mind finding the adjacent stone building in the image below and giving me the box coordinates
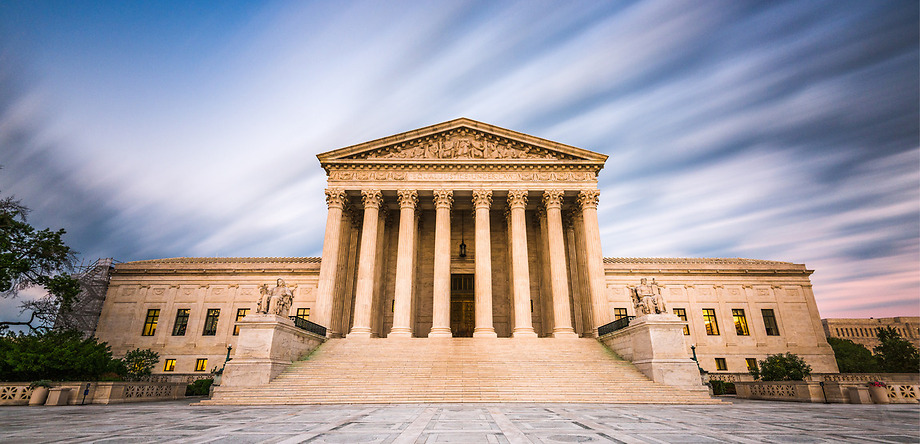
[93,118,839,378]
[822,317,920,350]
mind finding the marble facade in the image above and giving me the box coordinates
[93,118,838,377]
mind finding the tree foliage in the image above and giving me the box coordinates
[827,337,880,373]
[0,193,81,332]
[752,352,812,381]
[119,348,160,381]
[0,330,114,381]
[874,327,920,373]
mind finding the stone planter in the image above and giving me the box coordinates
[868,386,889,404]
[28,387,49,406]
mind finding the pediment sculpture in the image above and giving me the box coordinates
[352,133,566,161]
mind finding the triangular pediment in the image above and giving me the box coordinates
[317,118,608,165]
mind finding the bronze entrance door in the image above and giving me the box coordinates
[450,274,474,337]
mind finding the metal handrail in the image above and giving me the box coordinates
[597,316,635,336]
[289,316,327,337]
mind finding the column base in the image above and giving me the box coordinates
[552,329,579,338]
[473,328,498,338]
[512,329,538,338]
[428,327,452,338]
[387,329,412,338]
[348,327,372,338]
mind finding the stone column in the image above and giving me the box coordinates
[507,189,537,338]
[544,190,578,338]
[314,188,347,336]
[472,189,497,337]
[563,212,584,336]
[389,190,418,338]
[349,190,383,338]
[579,189,609,336]
[429,189,453,338]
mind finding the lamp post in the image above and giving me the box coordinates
[225,345,233,364]
[690,344,702,374]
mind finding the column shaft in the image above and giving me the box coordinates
[314,188,347,336]
[389,190,418,338]
[472,190,497,337]
[544,190,577,338]
[508,189,537,338]
[349,190,383,338]
[429,190,453,337]
[579,190,609,336]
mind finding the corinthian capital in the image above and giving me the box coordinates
[432,189,453,209]
[325,188,348,209]
[506,189,528,209]
[397,189,418,209]
[472,189,493,209]
[577,190,600,210]
[542,189,564,210]
[361,189,383,209]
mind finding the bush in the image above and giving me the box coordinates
[119,348,160,381]
[186,378,213,396]
[874,327,920,373]
[828,337,880,373]
[709,380,736,395]
[0,330,114,381]
[754,353,812,381]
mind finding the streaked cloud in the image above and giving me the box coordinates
[0,0,916,320]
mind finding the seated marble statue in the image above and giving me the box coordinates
[258,278,294,316]
[633,278,666,315]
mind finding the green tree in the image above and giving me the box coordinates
[119,348,160,381]
[0,194,81,332]
[874,327,920,373]
[0,330,113,381]
[827,337,880,373]
[753,352,812,381]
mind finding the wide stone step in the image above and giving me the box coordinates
[205,338,720,405]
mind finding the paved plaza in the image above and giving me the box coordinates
[1,398,917,443]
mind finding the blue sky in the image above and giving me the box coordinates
[0,0,917,320]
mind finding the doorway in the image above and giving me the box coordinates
[450,274,474,337]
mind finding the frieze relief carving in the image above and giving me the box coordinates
[348,130,570,161]
[327,170,595,182]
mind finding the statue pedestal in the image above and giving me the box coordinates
[599,314,705,392]
[220,314,325,387]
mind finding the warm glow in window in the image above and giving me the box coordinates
[715,358,727,371]
[142,309,160,336]
[732,309,750,336]
[613,308,628,320]
[163,359,176,372]
[233,308,250,336]
[746,358,758,373]
[673,308,689,335]
[195,358,208,372]
[703,309,720,335]
[172,309,190,336]
[202,309,220,336]
[296,308,310,320]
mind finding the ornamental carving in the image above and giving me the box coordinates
[577,190,600,210]
[432,189,453,209]
[349,130,571,161]
[507,189,528,209]
[361,190,383,209]
[542,189,564,209]
[325,188,348,208]
[397,189,418,209]
[472,189,492,209]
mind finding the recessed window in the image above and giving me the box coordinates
[172,309,190,336]
[233,308,250,336]
[195,358,208,372]
[715,358,727,371]
[746,358,758,373]
[703,309,720,335]
[296,308,310,321]
[202,309,220,336]
[613,308,628,320]
[732,309,750,336]
[163,359,176,372]
[673,308,690,335]
[761,309,780,336]
[142,309,160,336]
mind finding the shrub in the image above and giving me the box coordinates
[186,378,213,396]
[709,380,736,395]
[119,348,160,381]
[754,353,812,381]
[0,330,113,381]
[874,327,920,373]
[827,337,879,373]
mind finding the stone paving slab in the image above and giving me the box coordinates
[0,398,916,443]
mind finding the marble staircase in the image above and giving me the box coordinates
[204,338,720,404]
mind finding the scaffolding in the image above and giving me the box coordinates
[53,258,116,336]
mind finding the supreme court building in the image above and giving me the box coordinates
[94,118,838,379]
